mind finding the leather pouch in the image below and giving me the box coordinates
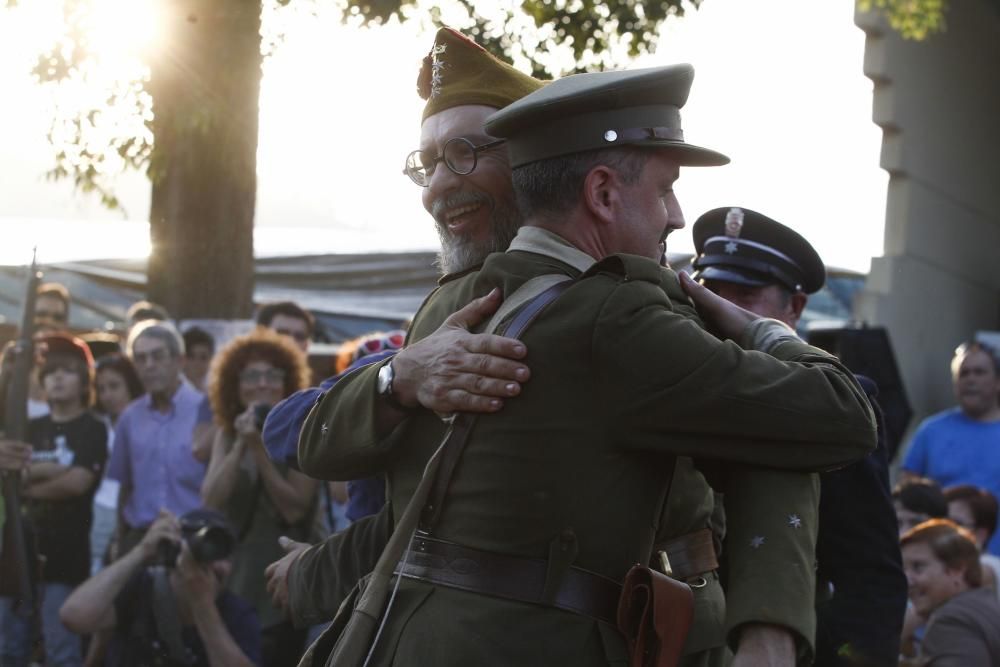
[616,564,695,667]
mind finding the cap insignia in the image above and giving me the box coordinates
[724,241,738,255]
[429,43,447,99]
[724,207,744,239]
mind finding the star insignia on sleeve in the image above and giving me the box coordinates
[750,535,765,549]
[724,241,738,254]
[788,514,802,529]
[320,424,329,435]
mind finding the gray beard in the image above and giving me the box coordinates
[433,197,521,275]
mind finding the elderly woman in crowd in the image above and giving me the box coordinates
[201,328,317,665]
[900,519,1000,665]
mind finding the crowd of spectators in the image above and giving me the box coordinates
[892,340,1000,665]
[2,280,1000,667]
[0,286,342,666]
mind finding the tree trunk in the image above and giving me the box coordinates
[146,0,261,319]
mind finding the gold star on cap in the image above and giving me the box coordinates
[724,207,744,238]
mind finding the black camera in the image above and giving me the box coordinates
[156,510,237,567]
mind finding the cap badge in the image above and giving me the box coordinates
[429,43,447,99]
[724,241,739,255]
[724,207,744,238]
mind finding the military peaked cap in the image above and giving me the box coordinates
[418,27,545,121]
[483,64,729,168]
[691,207,826,294]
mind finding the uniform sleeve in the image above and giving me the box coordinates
[106,413,131,485]
[595,277,877,470]
[298,360,396,481]
[721,468,819,662]
[263,387,325,468]
[271,351,399,473]
[288,505,393,628]
[814,388,907,667]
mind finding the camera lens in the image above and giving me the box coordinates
[186,525,236,563]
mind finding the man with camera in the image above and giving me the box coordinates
[59,508,261,667]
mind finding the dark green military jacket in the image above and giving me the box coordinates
[287,469,820,665]
[298,231,875,666]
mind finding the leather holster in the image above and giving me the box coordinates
[616,564,694,667]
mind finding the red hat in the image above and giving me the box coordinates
[38,333,95,369]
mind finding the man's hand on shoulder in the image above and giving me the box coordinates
[392,288,531,414]
[679,272,759,342]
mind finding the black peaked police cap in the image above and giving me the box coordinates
[691,207,826,294]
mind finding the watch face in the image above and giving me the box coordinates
[377,362,393,396]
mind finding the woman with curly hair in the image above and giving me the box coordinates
[201,328,318,665]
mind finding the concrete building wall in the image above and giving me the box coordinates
[854,2,1000,422]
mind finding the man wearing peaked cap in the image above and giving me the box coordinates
[692,206,825,300]
[280,35,833,665]
[692,208,908,666]
[298,57,876,666]
[486,64,729,169]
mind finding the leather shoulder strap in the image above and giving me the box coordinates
[422,276,574,532]
[346,277,575,667]
[484,274,574,334]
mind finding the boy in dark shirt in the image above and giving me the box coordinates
[0,334,107,666]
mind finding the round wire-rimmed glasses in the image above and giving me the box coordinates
[403,137,507,187]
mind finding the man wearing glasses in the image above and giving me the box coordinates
[269,28,832,667]
[106,320,207,555]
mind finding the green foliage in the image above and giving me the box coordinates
[857,0,947,40]
[6,0,949,209]
[25,0,154,215]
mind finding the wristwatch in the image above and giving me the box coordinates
[376,360,411,411]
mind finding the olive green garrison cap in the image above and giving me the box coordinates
[484,64,729,168]
[418,27,546,121]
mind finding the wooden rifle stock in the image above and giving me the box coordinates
[0,251,42,615]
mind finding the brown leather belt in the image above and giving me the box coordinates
[395,534,621,625]
[656,528,719,581]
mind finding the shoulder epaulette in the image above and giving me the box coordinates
[438,264,482,285]
[581,254,663,284]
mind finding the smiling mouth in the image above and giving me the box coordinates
[443,203,483,231]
